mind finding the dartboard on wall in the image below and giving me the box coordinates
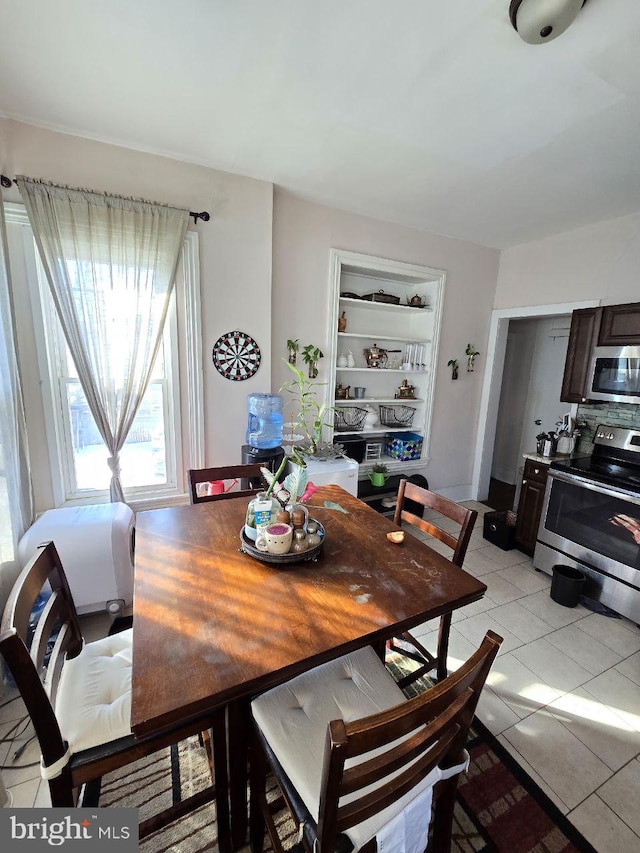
[212,330,261,381]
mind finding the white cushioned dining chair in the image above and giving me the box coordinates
[388,479,478,687]
[0,541,230,849]
[249,631,502,853]
[188,463,264,503]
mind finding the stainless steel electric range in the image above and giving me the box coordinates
[534,424,640,624]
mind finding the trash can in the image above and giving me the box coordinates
[550,565,585,607]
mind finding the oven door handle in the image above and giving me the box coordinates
[548,468,640,504]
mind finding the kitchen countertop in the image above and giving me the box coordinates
[522,452,572,464]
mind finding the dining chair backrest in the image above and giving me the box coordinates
[188,464,265,504]
[389,479,479,685]
[320,633,500,852]
[251,631,502,853]
[1,540,83,759]
[393,479,477,567]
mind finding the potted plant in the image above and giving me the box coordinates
[286,338,299,365]
[366,462,389,488]
[447,358,459,380]
[281,358,335,458]
[301,344,324,379]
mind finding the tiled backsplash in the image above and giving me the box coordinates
[575,402,640,454]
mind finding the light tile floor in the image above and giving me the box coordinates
[409,500,640,853]
[2,508,639,852]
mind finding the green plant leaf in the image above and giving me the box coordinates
[284,465,308,504]
[324,500,348,513]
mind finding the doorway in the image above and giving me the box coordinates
[487,316,571,510]
[472,300,600,503]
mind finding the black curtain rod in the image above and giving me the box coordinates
[0,175,209,223]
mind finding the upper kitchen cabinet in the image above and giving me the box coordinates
[560,307,602,403]
[326,250,445,473]
[598,302,640,346]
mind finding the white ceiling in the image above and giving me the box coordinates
[2,0,640,248]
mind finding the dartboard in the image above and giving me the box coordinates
[212,330,261,381]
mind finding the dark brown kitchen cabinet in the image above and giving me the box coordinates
[560,307,602,403]
[515,459,549,555]
[598,302,640,346]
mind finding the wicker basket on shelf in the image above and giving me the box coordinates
[379,405,416,427]
[334,407,367,432]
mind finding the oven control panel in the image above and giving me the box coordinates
[594,424,640,453]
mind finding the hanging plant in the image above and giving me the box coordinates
[286,338,299,365]
[465,344,480,372]
[447,359,459,380]
[301,344,324,379]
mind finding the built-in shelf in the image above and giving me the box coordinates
[334,397,424,404]
[327,250,446,473]
[335,367,428,374]
[337,332,432,345]
[335,426,418,436]
[339,297,433,315]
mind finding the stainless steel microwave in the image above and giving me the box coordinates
[588,345,640,404]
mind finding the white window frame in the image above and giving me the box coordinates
[7,203,203,508]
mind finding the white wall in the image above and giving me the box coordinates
[1,118,273,510]
[3,119,503,508]
[495,210,640,309]
[272,191,501,495]
[492,320,538,484]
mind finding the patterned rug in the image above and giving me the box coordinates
[99,657,597,852]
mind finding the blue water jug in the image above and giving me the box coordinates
[246,393,284,449]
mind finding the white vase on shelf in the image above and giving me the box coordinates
[363,405,378,429]
[337,353,348,368]
[347,350,356,368]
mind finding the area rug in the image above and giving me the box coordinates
[99,657,598,853]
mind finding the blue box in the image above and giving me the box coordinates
[385,432,423,461]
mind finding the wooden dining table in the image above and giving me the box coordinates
[131,484,486,849]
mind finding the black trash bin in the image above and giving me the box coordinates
[550,565,585,607]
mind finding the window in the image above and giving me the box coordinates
[7,204,203,507]
[40,269,179,497]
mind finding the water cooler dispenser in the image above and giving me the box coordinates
[241,393,285,483]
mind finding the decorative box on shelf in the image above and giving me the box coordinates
[385,432,423,461]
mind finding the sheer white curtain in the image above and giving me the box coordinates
[0,199,33,605]
[17,178,189,502]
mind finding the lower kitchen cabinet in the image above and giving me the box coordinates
[515,459,549,555]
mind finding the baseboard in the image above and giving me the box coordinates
[491,467,516,486]
[437,484,475,502]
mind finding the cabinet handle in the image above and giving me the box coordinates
[534,468,540,475]
[522,479,528,485]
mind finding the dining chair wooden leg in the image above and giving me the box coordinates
[210,708,231,853]
[249,728,267,853]
[229,698,251,850]
[436,612,452,682]
[372,637,387,661]
[428,776,458,852]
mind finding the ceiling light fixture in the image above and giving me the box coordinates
[509,0,588,44]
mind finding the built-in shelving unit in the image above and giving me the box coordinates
[326,250,445,475]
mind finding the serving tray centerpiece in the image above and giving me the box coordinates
[240,518,325,565]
